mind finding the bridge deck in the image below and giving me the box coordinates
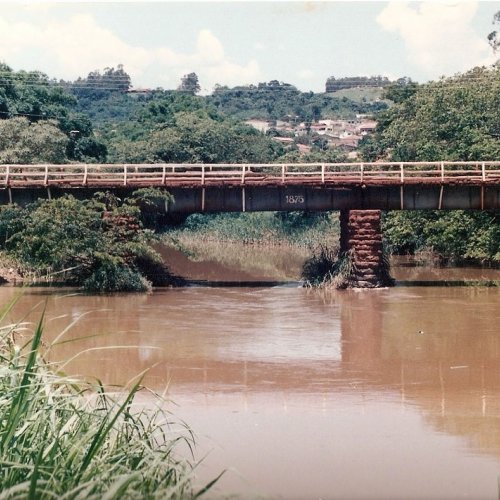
[0,162,499,188]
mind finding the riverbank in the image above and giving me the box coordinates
[163,211,340,248]
[0,252,25,284]
[0,303,202,498]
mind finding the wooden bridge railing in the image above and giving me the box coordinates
[0,162,499,188]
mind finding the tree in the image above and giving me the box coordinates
[383,211,499,263]
[70,65,132,100]
[2,192,176,291]
[146,111,283,163]
[383,77,419,104]
[178,73,201,95]
[361,63,500,265]
[361,65,500,162]
[0,117,68,163]
[488,11,500,53]
[0,64,75,122]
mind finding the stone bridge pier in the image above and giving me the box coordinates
[339,210,394,288]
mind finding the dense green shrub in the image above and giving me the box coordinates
[383,211,500,264]
[0,189,176,291]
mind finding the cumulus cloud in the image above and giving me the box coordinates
[376,1,496,79]
[0,14,261,92]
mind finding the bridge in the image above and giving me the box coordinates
[1,161,498,288]
[1,161,499,211]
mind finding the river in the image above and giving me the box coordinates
[1,244,500,499]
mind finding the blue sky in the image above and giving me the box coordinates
[0,1,498,93]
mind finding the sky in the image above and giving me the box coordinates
[0,1,498,93]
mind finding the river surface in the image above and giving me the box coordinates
[1,245,500,499]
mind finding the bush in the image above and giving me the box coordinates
[0,190,178,292]
[383,210,500,264]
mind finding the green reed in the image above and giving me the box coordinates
[0,300,212,499]
[301,245,356,288]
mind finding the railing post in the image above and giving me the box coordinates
[201,164,205,185]
[83,164,88,186]
[441,161,445,182]
[481,162,486,210]
[44,164,49,186]
[241,164,246,184]
[398,163,404,209]
[5,165,10,187]
[123,164,128,186]
[321,163,325,184]
[360,163,364,183]
[281,164,286,183]
[161,165,166,185]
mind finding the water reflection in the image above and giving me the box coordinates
[1,279,499,498]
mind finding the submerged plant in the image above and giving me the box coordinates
[301,245,355,288]
[0,301,211,499]
[302,246,394,288]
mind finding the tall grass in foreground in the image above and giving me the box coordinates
[0,302,211,499]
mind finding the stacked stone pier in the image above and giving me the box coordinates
[339,210,394,288]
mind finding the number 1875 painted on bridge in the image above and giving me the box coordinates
[285,195,305,204]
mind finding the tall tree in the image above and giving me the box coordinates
[178,73,201,95]
[488,11,500,53]
[0,117,68,164]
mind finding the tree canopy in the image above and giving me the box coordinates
[360,65,500,161]
[488,10,500,53]
[178,72,201,95]
[0,64,107,163]
[0,118,68,164]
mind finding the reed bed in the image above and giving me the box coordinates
[164,212,340,249]
[0,300,210,499]
[301,246,355,289]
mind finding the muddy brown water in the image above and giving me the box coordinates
[1,245,500,499]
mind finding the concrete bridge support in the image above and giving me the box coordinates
[339,210,394,288]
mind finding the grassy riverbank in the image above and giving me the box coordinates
[163,212,340,249]
[0,302,207,498]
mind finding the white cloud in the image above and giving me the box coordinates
[376,1,496,79]
[297,69,315,79]
[0,13,261,92]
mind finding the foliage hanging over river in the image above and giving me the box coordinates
[0,189,176,291]
[382,210,500,264]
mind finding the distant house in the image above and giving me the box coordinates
[244,120,271,133]
[357,120,377,135]
[272,137,295,145]
[126,88,153,94]
[338,135,363,151]
[295,123,308,136]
